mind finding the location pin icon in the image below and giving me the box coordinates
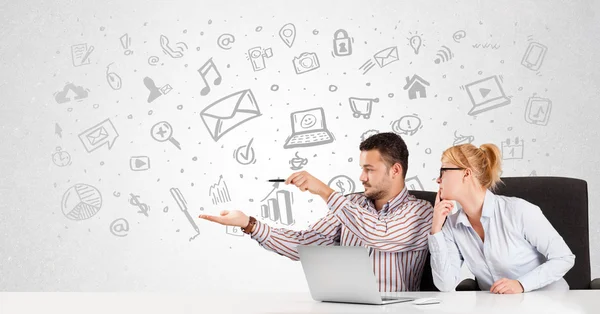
[279,23,296,48]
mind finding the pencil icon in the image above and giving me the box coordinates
[81,45,95,64]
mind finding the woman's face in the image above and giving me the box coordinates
[436,161,466,201]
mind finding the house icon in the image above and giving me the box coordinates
[403,74,430,100]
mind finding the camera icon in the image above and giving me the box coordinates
[293,52,320,74]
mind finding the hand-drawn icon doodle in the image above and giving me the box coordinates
[284,107,334,149]
[61,183,102,221]
[247,47,273,71]
[360,129,379,142]
[453,131,475,146]
[333,29,353,57]
[391,115,421,136]
[434,46,454,64]
[463,75,511,116]
[453,30,466,43]
[150,121,181,150]
[54,83,89,104]
[293,52,320,74]
[289,152,308,170]
[55,123,63,138]
[406,176,424,191]
[217,33,235,50]
[234,138,256,165]
[200,89,261,142]
[147,56,160,66]
[78,118,118,152]
[170,187,200,241]
[501,137,524,160]
[349,97,379,119]
[226,226,244,237]
[143,77,172,103]
[279,23,296,48]
[209,175,231,205]
[328,175,356,195]
[119,33,133,55]
[110,218,129,237]
[130,156,150,171]
[160,34,187,58]
[129,193,150,217]
[52,146,72,167]
[71,43,94,67]
[260,189,295,226]
[198,58,222,96]
[105,63,122,90]
[408,32,423,55]
[403,74,429,99]
[359,46,398,75]
[524,95,552,126]
[521,41,547,71]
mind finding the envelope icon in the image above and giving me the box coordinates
[373,46,399,68]
[200,89,262,141]
[87,127,108,145]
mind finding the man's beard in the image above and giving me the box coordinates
[364,185,386,200]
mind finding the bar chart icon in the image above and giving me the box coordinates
[261,190,294,225]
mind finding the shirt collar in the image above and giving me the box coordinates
[362,186,410,213]
[455,190,496,227]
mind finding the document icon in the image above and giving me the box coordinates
[200,90,261,141]
[78,118,119,153]
[71,43,94,67]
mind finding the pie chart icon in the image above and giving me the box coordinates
[61,184,103,221]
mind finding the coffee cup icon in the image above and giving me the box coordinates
[453,131,475,146]
[289,152,308,170]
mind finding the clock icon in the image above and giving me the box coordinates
[52,147,72,167]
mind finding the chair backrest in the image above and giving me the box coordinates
[411,176,590,290]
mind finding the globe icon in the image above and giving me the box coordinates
[61,184,102,221]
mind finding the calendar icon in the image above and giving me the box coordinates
[525,96,552,126]
[501,137,524,160]
[406,176,424,191]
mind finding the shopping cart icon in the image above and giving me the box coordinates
[349,97,379,119]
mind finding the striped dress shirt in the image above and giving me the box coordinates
[250,187,434,292]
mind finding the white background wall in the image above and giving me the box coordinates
[1,0,599,292]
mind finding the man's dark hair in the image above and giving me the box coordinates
[359,132,409,178]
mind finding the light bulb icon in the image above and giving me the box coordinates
[409,35,422,55]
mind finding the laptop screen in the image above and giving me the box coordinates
[466,76,505,105]
[291,108,326,133]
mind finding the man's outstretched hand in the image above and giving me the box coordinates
[285,171,334,201]
[199,210,250,228]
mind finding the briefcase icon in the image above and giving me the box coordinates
[200,89,262,141]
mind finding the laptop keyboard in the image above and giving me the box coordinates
[288,132,331,145]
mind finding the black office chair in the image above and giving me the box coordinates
[411,176,600,290]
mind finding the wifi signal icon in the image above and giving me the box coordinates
[434,46,454,64]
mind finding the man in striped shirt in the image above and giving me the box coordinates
[200,132,433,292]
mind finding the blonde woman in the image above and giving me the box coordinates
[429,143,575,294]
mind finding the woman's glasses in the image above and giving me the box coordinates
[439,167,464,179]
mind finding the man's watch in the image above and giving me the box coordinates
[241,216,257,234]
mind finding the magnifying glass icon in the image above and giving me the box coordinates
[151,121,181,150]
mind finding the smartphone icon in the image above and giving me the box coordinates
[521,42,547,71]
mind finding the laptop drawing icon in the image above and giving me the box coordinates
[465,75,511,116]
[284,107,335,149]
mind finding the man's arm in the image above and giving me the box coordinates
[327,192,433,253]
[249,210,341,261]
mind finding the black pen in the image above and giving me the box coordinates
[267,179,285,182]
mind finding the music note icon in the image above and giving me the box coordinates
[198,58,222,96]
[525,95,551,126]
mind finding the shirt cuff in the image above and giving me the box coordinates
[427,231,447,255]
[326,191,346,215]
[250,220,270,243]
[516,271,537,292]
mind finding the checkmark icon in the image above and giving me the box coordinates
[235,138,256,165]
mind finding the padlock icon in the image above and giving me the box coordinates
[333,29,352,57]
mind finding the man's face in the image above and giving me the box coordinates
[359,150,394,200]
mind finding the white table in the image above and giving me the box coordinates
[1,291,598,314]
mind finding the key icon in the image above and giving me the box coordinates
[151,121,181,150]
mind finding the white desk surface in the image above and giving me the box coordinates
[1,290,598,314]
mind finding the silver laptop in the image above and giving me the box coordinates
[297,245,415,305]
